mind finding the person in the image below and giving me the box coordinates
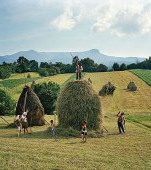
[81,121,87,142]
[21,112,29,134]
[76,62,83,80]
[50,120,56,138]
[15,115,22,137]
[117,112,125,134]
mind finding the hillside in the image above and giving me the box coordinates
[84,71,151,114]
[0,71,151,169]
[0,49,146,67]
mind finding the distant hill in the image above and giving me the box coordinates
[0,49,146,67]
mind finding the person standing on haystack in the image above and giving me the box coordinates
[117,112,125,134]
[15,115,22,137]
[22,112,29,134]
[76,62,83,80]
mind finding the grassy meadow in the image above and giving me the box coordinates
[0,70,151,169]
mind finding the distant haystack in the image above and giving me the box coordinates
[99,82,116,96]
[16,86,45,126]
[127,81,137,91]
[56,80,103,131]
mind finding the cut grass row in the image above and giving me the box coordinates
[130,69,151,86]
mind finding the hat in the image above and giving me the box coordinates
[23,112,27,116]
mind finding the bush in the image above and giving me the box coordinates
[56,80,103,131]
[38,68,49,77]
[0,89,15,115]
[33,82,60,114]
[0,66,11,79]
[99,82,116,96]
[127,81,137,91]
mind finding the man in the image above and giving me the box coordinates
[76,62,83,80]
[117,112,125,134]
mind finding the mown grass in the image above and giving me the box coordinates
[0,71,151,169]
[84,71,151,114]
[0,115,151,170]
[10,72,40,79]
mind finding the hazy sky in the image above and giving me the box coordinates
[0,0,151,57]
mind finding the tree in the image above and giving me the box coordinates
[40,62,50,68]
[0,89,15,115]
[80,58,95,72]
[119,63,127,71]
[29,60,38,72]
[33,82,60,114]
[97,64,108,72]
[112,63,120,71]
[38,68,49,77]
[16,56,29,73]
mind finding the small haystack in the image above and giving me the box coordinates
[127,81,137,91]
[99,82,116,96]
[16,85,45,126]
[56,80,103,131]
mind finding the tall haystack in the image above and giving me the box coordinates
[56,80,103,131]
[127,81,137,91]
[16,85,45,126]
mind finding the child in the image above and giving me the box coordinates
[81,121,87,142]
[15,115,22,137]
[22,112,29,134]
[50,120,56,138]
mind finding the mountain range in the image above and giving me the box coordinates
[0,49,146,67]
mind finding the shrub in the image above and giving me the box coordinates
[99,82,116,96]
[38,68,49,77]
[0,89,15,115]
[56,80,103,131]
[33,82,60,114]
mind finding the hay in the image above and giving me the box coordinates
[16,85,45,126]
[127,81,137,91]
[56,80,103,131]
[99,82,116,96]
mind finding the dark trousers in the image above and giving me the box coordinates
[76,72,81,80]
[118,122,125,133]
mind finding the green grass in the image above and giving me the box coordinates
[126,113,151,128]
[130,69,151,86]
[0,77,41,89]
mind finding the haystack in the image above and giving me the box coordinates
[99,82,116,96]
[56,80,103,131]
[127,81,137,91]
[16,85,45,126]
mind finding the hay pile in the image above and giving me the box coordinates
[56,80,103,131]
[127,81,137,91]
[99,82,116,96]
[16,85,45,126]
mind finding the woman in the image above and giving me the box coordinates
[15,115,22,137]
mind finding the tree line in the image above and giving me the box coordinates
[0,55,151,79]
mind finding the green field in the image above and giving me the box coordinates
[131,69,151,86]
[0,71,151,169]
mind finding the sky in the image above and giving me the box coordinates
[0,0,151,58]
